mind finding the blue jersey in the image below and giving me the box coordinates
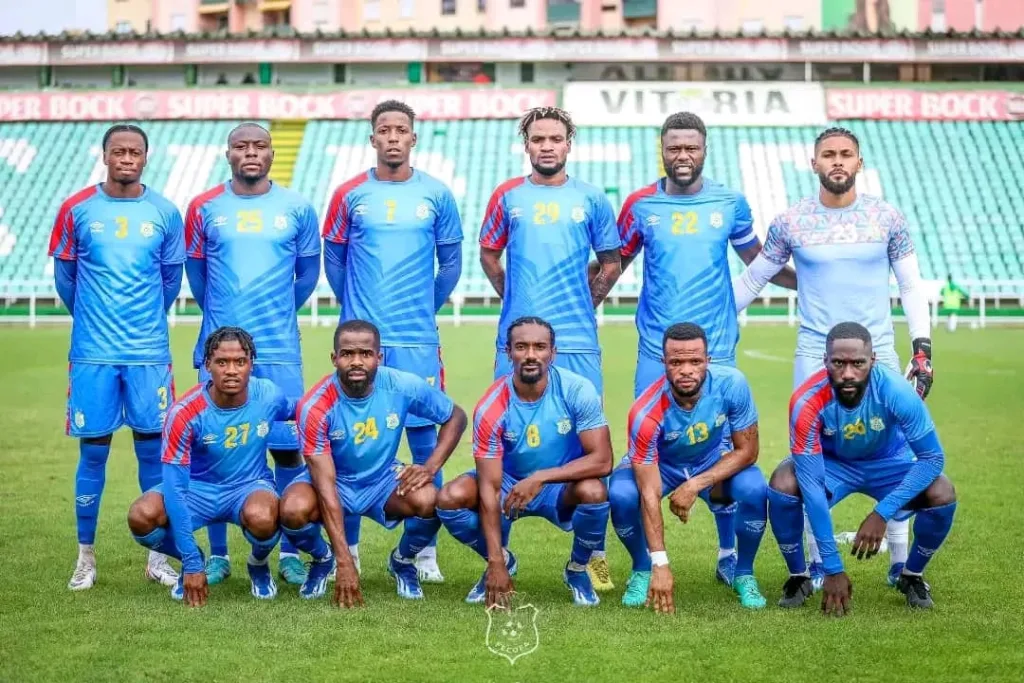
[628,365,757,471]
[761,194,914,366]
[323,169,463,347]
[185,182,321,367]
[790,364,937,464]
[473,366,607,482]
[48,184,185,364]
[297,367,454,490]
[160,377,293,487]
[479,176,620,354]
[619,179,757,363]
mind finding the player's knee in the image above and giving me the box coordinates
[922,475,957,507]
[83,434,113,446]
[269,449,303,468]
[573,478,608,505]
[241,499,280,537]
[127,493,164,534]
[131,430,160,442]
[436,475,476,511]
[408,485,438,518]
[279,487,316,528]
[768,460,799,497]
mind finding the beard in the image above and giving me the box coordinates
[517,363,545,385]
[531,159,566,177]
[666,159,704,189]
[829,376,868,407]
[819,170,857,195]
[339,366,377,395]
[669,372,706,402]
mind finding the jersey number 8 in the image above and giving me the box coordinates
[526,424,541,448]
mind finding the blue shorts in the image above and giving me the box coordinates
[200,363,304,450]
[466,470,575,532]
[151,479,276,529]
[494,350,603,396]
[620,447,755,512]
[290,464,402,530]
[66,362,175,438]
[635,350,736,399]
[817,454,918,509]
[381,345,445,429]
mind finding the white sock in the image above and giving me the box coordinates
[567,561,587,572]
[416,546,437,562]
[902,568,922,577]
[279,551,298,559]
[78,543,95,562]
[590,550,606,561]
[887,518,910,565]
[502,548,510,564]
[804,514,822,564]
[718,548,736,560]
[248,553,268,566]
[348,544,359,558]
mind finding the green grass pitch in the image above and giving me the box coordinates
[2,322,1023,682]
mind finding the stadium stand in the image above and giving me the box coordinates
[1,120,1022,300]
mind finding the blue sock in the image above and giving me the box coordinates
[274,463,304,556]
[282,522,331,561]
[906,502,957,575]
[344,513,361,548]
[243,527,282,564]
[75,440,111,545]
[398,516,443,561]
[133,526,181,560]
[768,487,807,575]
[570,502,610,566]
[735,501,767,578]
[608,468,651,571]
[407,426,441,549]
[132,436,162,493]
[713,503,738,552]
[207,524,229,558]
[437,508,488,559]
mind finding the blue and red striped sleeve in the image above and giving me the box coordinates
[184,184,226,259]
[472,379,509,460]
[47,185,97,261]
[160,386,207,466]
[628,380,668,465]
[478,177,525,251]
[788,370,833,457]
[322,171,369,245]
[617,183,657,259]
[297,375,338,458]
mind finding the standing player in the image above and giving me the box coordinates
[127,327,292,605]
[601,111,796,586]
[436,317,614,608]
[278,320,468,605]
[478,106,620,590]
[609,323,768,611]
[322,100,463,583]
[184,123,321,586]
[733,127,935,588]
[49,123,184,591]
[768,322,957,613]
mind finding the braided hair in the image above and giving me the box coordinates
[203,326,257,362]
[517,106,576,143]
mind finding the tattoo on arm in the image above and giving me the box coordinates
[590,249,621,307]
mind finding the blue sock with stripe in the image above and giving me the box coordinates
[768,487,807,575]
[282,522,331,562]
[570,502,610,567]
[906,502,957,575]
[75,440,110,545]
[133,526,181,560]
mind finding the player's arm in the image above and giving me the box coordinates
[322,187,352,305]
[48,198,79,314]
[530,381,613,484]
[732,215,791,312]
[161,208,186,312]
[888,216,933,398]
[398,380,468,494]
[159,411,204,579]
[183,198,208,309]
[682,377,760,493]
[629,412,666,554]
[433,187,464,313]
[589,192,644,287]
[478,186,511,299]
[293,202,322,308]
[472,407,510,573]
[269,384,299,423]
[874,388,945,522]
[730,193,797,289]
[53,259,77,315]
[790,401,843,576]
[587,193,623,307]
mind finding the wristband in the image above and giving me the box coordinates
[650,551,669,567]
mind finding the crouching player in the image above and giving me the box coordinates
[279,320,467,606]
[127,327,290,606]
[436,316,613,608]
[769,322,957,614]
[610,323,768,612]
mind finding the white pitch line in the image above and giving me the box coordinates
[742,350,791,363]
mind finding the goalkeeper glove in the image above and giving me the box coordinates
[903,337,933,400]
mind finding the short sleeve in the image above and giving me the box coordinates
[184,197,207,258]
[161,206,186,265]
[724,372,758,432]
[568,377,607,433]
[295,202,322,257]
[617,200,643,259]
[406,375,456,425]
[627,410,662,466]
[434,187,464,246]
[761,215,793,266]
[48,200,79,261]
[588,191,621,254]
[322,186,352,245]
[887,210,915,262]
[478,186,510,250]
[729,194,757,248]
[161,406,195,466]
[789,389,827,457]
[472,402,505,460]
[297,396,331,457]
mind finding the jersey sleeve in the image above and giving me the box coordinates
[406,375,456,425]
[478,186,510,250]
[761,215,793,266]
[568,377,608,433]
[887,377,936,443]
[161,205,186,265]
[161,404,196,466]
[472,398,506,460]
[322,187,352,245]
[887,210,915,262]
[47,199,79,261]
[434,186,464,246]
[789,386,829,457]
[628,408,662,466]
[184,197,207,259]
[297,396,332,458]
[269,382,297,422]
[724,372,758,432]
[617,198,643,259]
[295,201,322,258]
[588,191,622,254]
[729,194,757,248]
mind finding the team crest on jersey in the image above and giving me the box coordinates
[556,418,572,435]
[416,203,430,220]
[386,413,399,430]
[330,428,346,440]
[646,215,660,226]
[870,417,885,432]
[709,212,724,229]
[256,421,270,438]
[140,221,155,237]
[274,215,287,230]
[715,413,726,427]
[203,433,218,445]
[74,411,85,429]
[213,215,227,227]
[89,221,104,233]
[571,207,586,223]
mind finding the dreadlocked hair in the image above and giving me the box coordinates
[815,126,859,151]
[204,326,257,362]
[518,106,576,143]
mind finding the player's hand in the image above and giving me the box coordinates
[645,564,675,615]
[396,464,435,497]
[503,475,544,519]
[182,571,208,608]
[821,572,853,617]
[667,483,700,523]
[851,511,887,560]
[332,558,364,609]
[904,337,934,400]
[485,559,514,608]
